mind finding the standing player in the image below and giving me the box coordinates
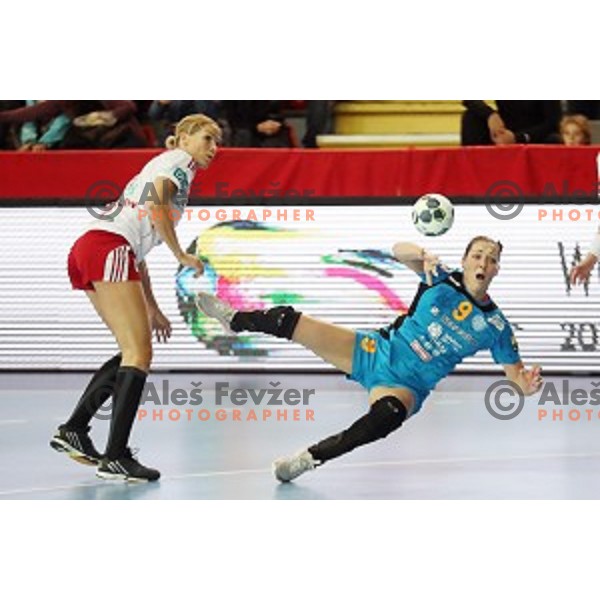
[196,236,543,482]
[51,114,221,482]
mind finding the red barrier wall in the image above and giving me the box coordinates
[0,146,598,199]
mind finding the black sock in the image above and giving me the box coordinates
[64,353,122,430]
[104,367,148,461]
[231,306,301,340]
[308,396,407,463]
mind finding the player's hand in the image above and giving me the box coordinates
[570,254,598,285]
[149,307,172,343]
[519,365,543,396]
[422,251,444,286]
[179,253,204,277]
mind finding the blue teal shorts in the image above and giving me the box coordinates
[348,330,431,415]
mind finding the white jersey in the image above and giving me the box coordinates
[89,149,197,262]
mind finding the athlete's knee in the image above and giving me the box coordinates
[308,395,407,463]
[366,395,408,439]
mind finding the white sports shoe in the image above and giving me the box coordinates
[273,449,318,483]
[195,292,237,334]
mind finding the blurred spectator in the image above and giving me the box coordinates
[148,101,220,144]
[560,114,591,146]
[565,101,600,120]
[149,100,219,122]
[62,101,147,148]
[302,100,335,148]
[18,100,70,151]
[0,101,148,148]
[461,101,562,145]
[223,101,294,147]
[0,101,25,149]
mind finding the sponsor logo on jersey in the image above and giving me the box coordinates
[173,167,189,193]
[428,322,443,339]
[410,340,432,362]
[360,337,377,354]
[487,314,505,332]
[471,314,487,332]
[511,335,519,352]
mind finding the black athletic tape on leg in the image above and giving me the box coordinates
[308,395,407,463]
[231,306,301,340]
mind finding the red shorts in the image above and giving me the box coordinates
[67,230,140,291]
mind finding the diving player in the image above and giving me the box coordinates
[196,236,543,482]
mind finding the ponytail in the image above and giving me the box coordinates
[164,135,177,149]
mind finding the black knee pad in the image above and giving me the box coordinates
[366,395,407,439]
[308,395,407,463]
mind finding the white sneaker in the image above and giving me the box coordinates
[273,449,317,483]
[195,292,237,334]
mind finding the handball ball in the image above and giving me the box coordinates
[412,193,454,237]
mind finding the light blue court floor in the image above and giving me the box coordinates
[1,372,600,500]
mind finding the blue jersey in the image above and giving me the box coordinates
[385,268,520,392]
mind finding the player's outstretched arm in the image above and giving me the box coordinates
[503,362,543,396]
[392,242,444,285]
[148,176,204,276]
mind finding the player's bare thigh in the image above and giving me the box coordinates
[292,314,355,375]
[85,281,152,369]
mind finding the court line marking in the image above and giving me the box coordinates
[0,419,28,425]
[1,451,599,498]
[432,399,464,405]
[0,480,112,497]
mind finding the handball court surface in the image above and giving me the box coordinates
[1,372,599,500]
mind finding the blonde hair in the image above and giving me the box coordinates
[165,114,221,149]
[560,114,591,145]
